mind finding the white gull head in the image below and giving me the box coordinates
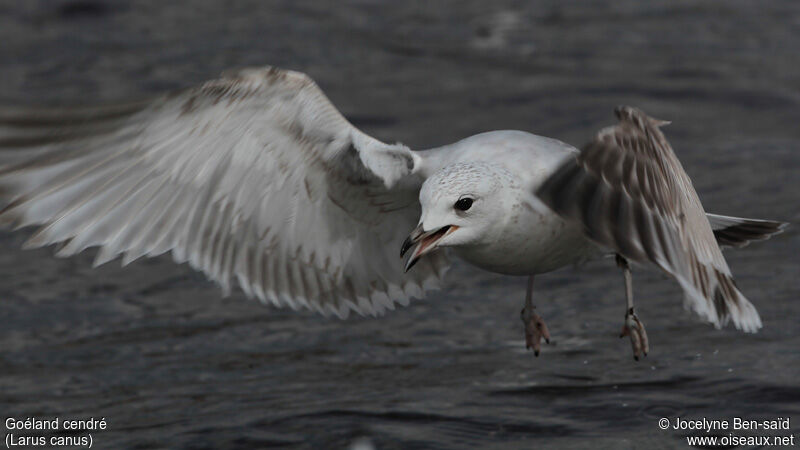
[402,161,519,271]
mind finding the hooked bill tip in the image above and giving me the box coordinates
[400,236,414,258]
[401,224,455,272]
[404,254,419,273]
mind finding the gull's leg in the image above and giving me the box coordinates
[617,255,649,360]
[520,275,550,356]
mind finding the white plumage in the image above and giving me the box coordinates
[0,67,448,318]
[0,67,786,355]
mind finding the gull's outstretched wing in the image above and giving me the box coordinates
[536,106,764,331]
[0,66,449,317]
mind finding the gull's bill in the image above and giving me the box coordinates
[402,224,458,272]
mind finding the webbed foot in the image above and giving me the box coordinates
[620,308,648,360]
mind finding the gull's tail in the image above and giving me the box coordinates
[706,213,788,249]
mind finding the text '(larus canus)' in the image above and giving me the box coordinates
[0,67,786,359]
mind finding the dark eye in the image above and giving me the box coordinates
[454,197,473,211]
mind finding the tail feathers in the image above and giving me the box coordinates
[676,261,762,333]
[707,213,788,248]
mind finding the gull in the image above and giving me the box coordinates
[0,66,786,359]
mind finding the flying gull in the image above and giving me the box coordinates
[0,66,787,359]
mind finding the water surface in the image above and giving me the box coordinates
[1,1,798,448]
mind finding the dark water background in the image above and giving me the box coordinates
[1,1,798,448]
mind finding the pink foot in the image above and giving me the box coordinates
[620,308,649,360]
[521,308,551,356]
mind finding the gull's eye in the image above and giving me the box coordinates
[454,197,473,211]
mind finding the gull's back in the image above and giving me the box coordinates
[415,130,579,190]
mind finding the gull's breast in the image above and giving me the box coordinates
[454,201,601,276]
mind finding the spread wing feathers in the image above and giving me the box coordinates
[707,213,788,248]
[536,106,761,332]
[0,66,450,318]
